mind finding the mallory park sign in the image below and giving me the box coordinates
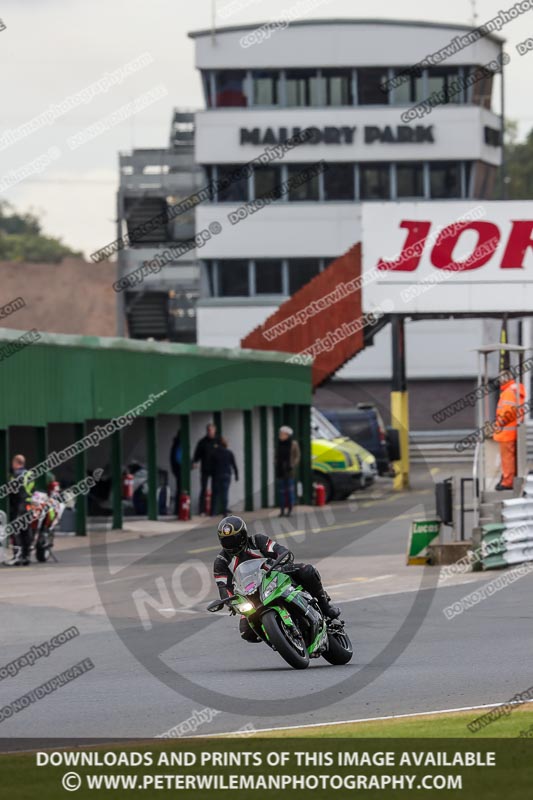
[240,125,435,146]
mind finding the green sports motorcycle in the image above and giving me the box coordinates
[207,551,353,670]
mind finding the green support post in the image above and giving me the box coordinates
[111,428,123,530]
[244,409,253,512]
[214,410,223,436]
[74,422,87,536]
[0,429,8,518]
[299,405,312,505]
[283,404,297,433]
[146,417,158,521]
[180,414,191,495]
[259,407,268,508]
[35,426,48,491]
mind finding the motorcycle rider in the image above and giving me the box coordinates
[7,454,35,566]
[213,515,340,643]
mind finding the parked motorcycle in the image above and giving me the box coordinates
[207,551,353,670]
[27,490,64,562]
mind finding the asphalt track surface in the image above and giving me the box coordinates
[1,470,532,747]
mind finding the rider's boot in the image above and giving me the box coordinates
[316,591,341,620]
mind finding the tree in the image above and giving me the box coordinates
[503,122,533,200]
[0,202,82,262]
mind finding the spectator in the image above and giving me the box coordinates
[192,423,220,515]
[275,426,300,518]
[7,454,35,566]
[169,430,182,516]
[211,437,239,517]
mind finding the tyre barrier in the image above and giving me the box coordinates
[481,478,533,569]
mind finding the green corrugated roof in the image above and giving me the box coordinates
[0,328,297,363]
[0,328,312,427]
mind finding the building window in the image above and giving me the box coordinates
[288,164,320,201]
[252,70,279,105]
[202,71,214,107]
[323,69,354,105]
[469,66,493,108]
[464,161,473,196]
[286,69,323,106]
[360,163,391,199]
[391,69,424,104]
[254,260,284,295]
[218,260,249,296]
[215,71,248,107]
[396,163,425,198]
[289,259,321,294]
[357,68,390,104]
[427,68,462,104]
[430,162,461,198]
[254,165,282,199]
[324,163,355,200]
[216,164,249,202]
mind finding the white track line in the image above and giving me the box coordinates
[207,700,533,737]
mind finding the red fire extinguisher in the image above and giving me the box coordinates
[179,492,191,521]
[314,482,326,507]
[122,472,134,500]
[204,488,212,517]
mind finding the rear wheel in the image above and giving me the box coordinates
[322,627,353,665]
[313,472,332,503]
[261,610,309,670]
[35,541,50,562]
[35,533,51,563]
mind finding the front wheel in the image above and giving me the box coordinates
[322,627,353,665]
[261,610,309,670]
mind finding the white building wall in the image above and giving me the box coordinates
[197,204,361,259]
[195,107,501,166]
[197,303,280,349]
[221,410,245,513]
[193,21,501,71]
[197,307,485,379]
[337,318,484,380]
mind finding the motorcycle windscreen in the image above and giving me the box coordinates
[233,559,268,595]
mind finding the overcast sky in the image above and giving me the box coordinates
[0,0,530,257]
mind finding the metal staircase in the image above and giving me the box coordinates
[126,291,170,339]
[241,243,388,387]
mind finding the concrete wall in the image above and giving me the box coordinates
[219,409,245,513]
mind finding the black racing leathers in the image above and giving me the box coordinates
[214,533,286,599]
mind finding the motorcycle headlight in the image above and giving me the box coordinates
[261,575,279,600]
[236,601,254,614]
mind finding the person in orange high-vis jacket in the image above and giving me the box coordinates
[493,376,526,490]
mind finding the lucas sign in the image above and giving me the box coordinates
[362,201,533,314]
